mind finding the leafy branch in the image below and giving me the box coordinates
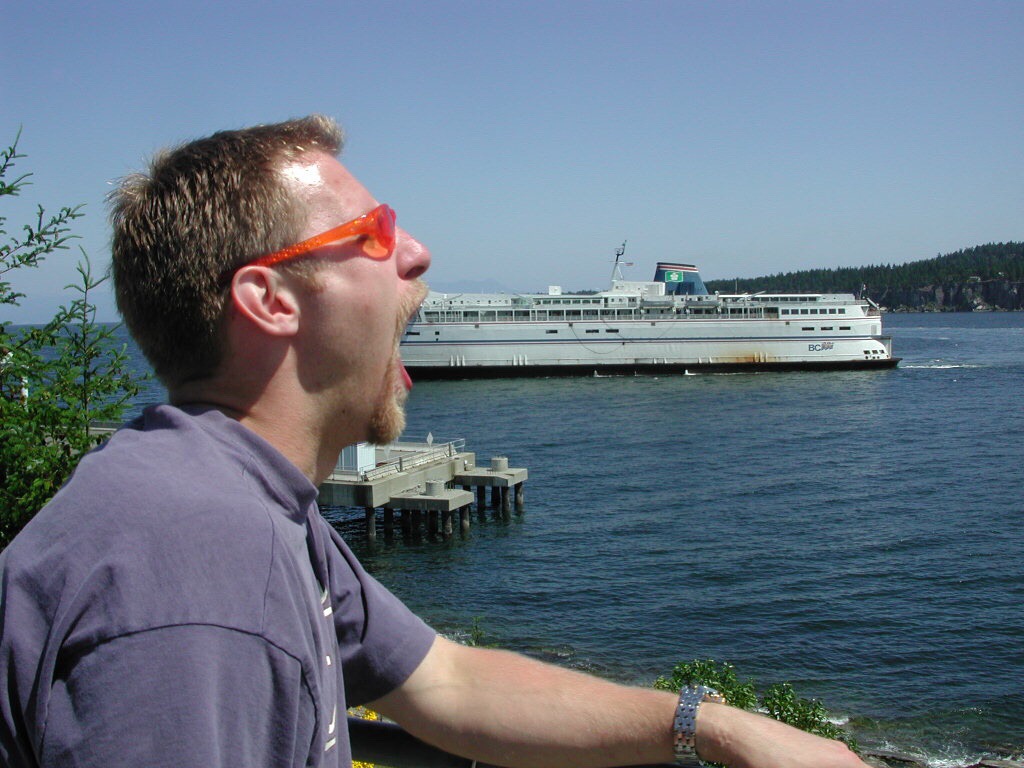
[1,132,142,548]
[1,130,85,304]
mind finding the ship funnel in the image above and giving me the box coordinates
[654,262,709,296]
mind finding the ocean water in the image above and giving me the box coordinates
[124,313,1024,765]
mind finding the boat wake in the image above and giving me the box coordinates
[903,363,981,369]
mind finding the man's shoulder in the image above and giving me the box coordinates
[25,406,257,540]
[78,403,250,488]
[0,404,305,644]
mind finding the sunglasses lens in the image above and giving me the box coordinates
[372,206,396,255]
[379,206,396,251]
[360,205,397,259]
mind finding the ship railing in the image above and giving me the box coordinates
[348,717,672,768]
[355,438,467,482]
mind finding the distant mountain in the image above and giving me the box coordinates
[704,242,1024,311]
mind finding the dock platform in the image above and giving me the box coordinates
[318,439,527,539]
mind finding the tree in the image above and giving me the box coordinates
[1,131,141,548]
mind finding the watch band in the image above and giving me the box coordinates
[673,684,726,766]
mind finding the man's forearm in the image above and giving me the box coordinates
[372,636,869,768]
[372,636,676,768]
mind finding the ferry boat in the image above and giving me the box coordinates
[401,250,899,379]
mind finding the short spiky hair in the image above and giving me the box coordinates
[109,115,343,388]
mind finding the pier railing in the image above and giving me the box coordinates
[348,717,671,768]
[342,438,467,482]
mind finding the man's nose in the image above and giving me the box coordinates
[395,228,431,281]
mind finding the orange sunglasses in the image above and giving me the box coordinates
[220,203,397,285]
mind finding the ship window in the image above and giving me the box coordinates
[821,326,833,331]
[839,308,846,314]
[606,328,620,333]
[406,331,421,336]
[800,309,809,315]
[802,326,814,331]
[546,329,558,334]
[840,326,851,330]
[829,308,837,314]
[586,329,599,334]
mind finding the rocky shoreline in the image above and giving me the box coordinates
[864,749,1024,768]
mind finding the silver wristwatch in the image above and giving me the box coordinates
[673,684,726,766]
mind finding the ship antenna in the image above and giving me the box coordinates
[611,241,627,282]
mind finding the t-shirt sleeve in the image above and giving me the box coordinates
[321,522,436,705]
[40,625,315,767]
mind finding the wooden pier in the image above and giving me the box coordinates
[318,439,527,540]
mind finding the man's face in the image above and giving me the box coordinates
[281,152,431,445]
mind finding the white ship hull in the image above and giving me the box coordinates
[401,261,899,379]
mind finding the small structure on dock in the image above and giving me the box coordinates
[318,438,528,540]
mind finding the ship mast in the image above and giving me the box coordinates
[610,241,627,282]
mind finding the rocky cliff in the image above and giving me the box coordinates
[871,279,1024,311]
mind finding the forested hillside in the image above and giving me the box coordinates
[704,242,1024,310]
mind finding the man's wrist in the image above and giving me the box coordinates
[673,685,726,766]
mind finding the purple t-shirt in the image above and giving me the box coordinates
[0,405,436,767]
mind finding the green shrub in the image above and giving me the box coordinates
[655,659,857,753]
[654,659,759,712]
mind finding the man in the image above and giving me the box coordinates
[0,116,869,768]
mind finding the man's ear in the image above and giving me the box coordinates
[229,266,301,337]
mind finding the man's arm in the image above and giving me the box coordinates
[370,636,868,768]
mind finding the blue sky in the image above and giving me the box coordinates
[4,0,1022,322]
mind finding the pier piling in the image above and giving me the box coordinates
[364,507,376,541]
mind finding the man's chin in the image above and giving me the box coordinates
[365,408,405,446]
[365,386,407,446]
